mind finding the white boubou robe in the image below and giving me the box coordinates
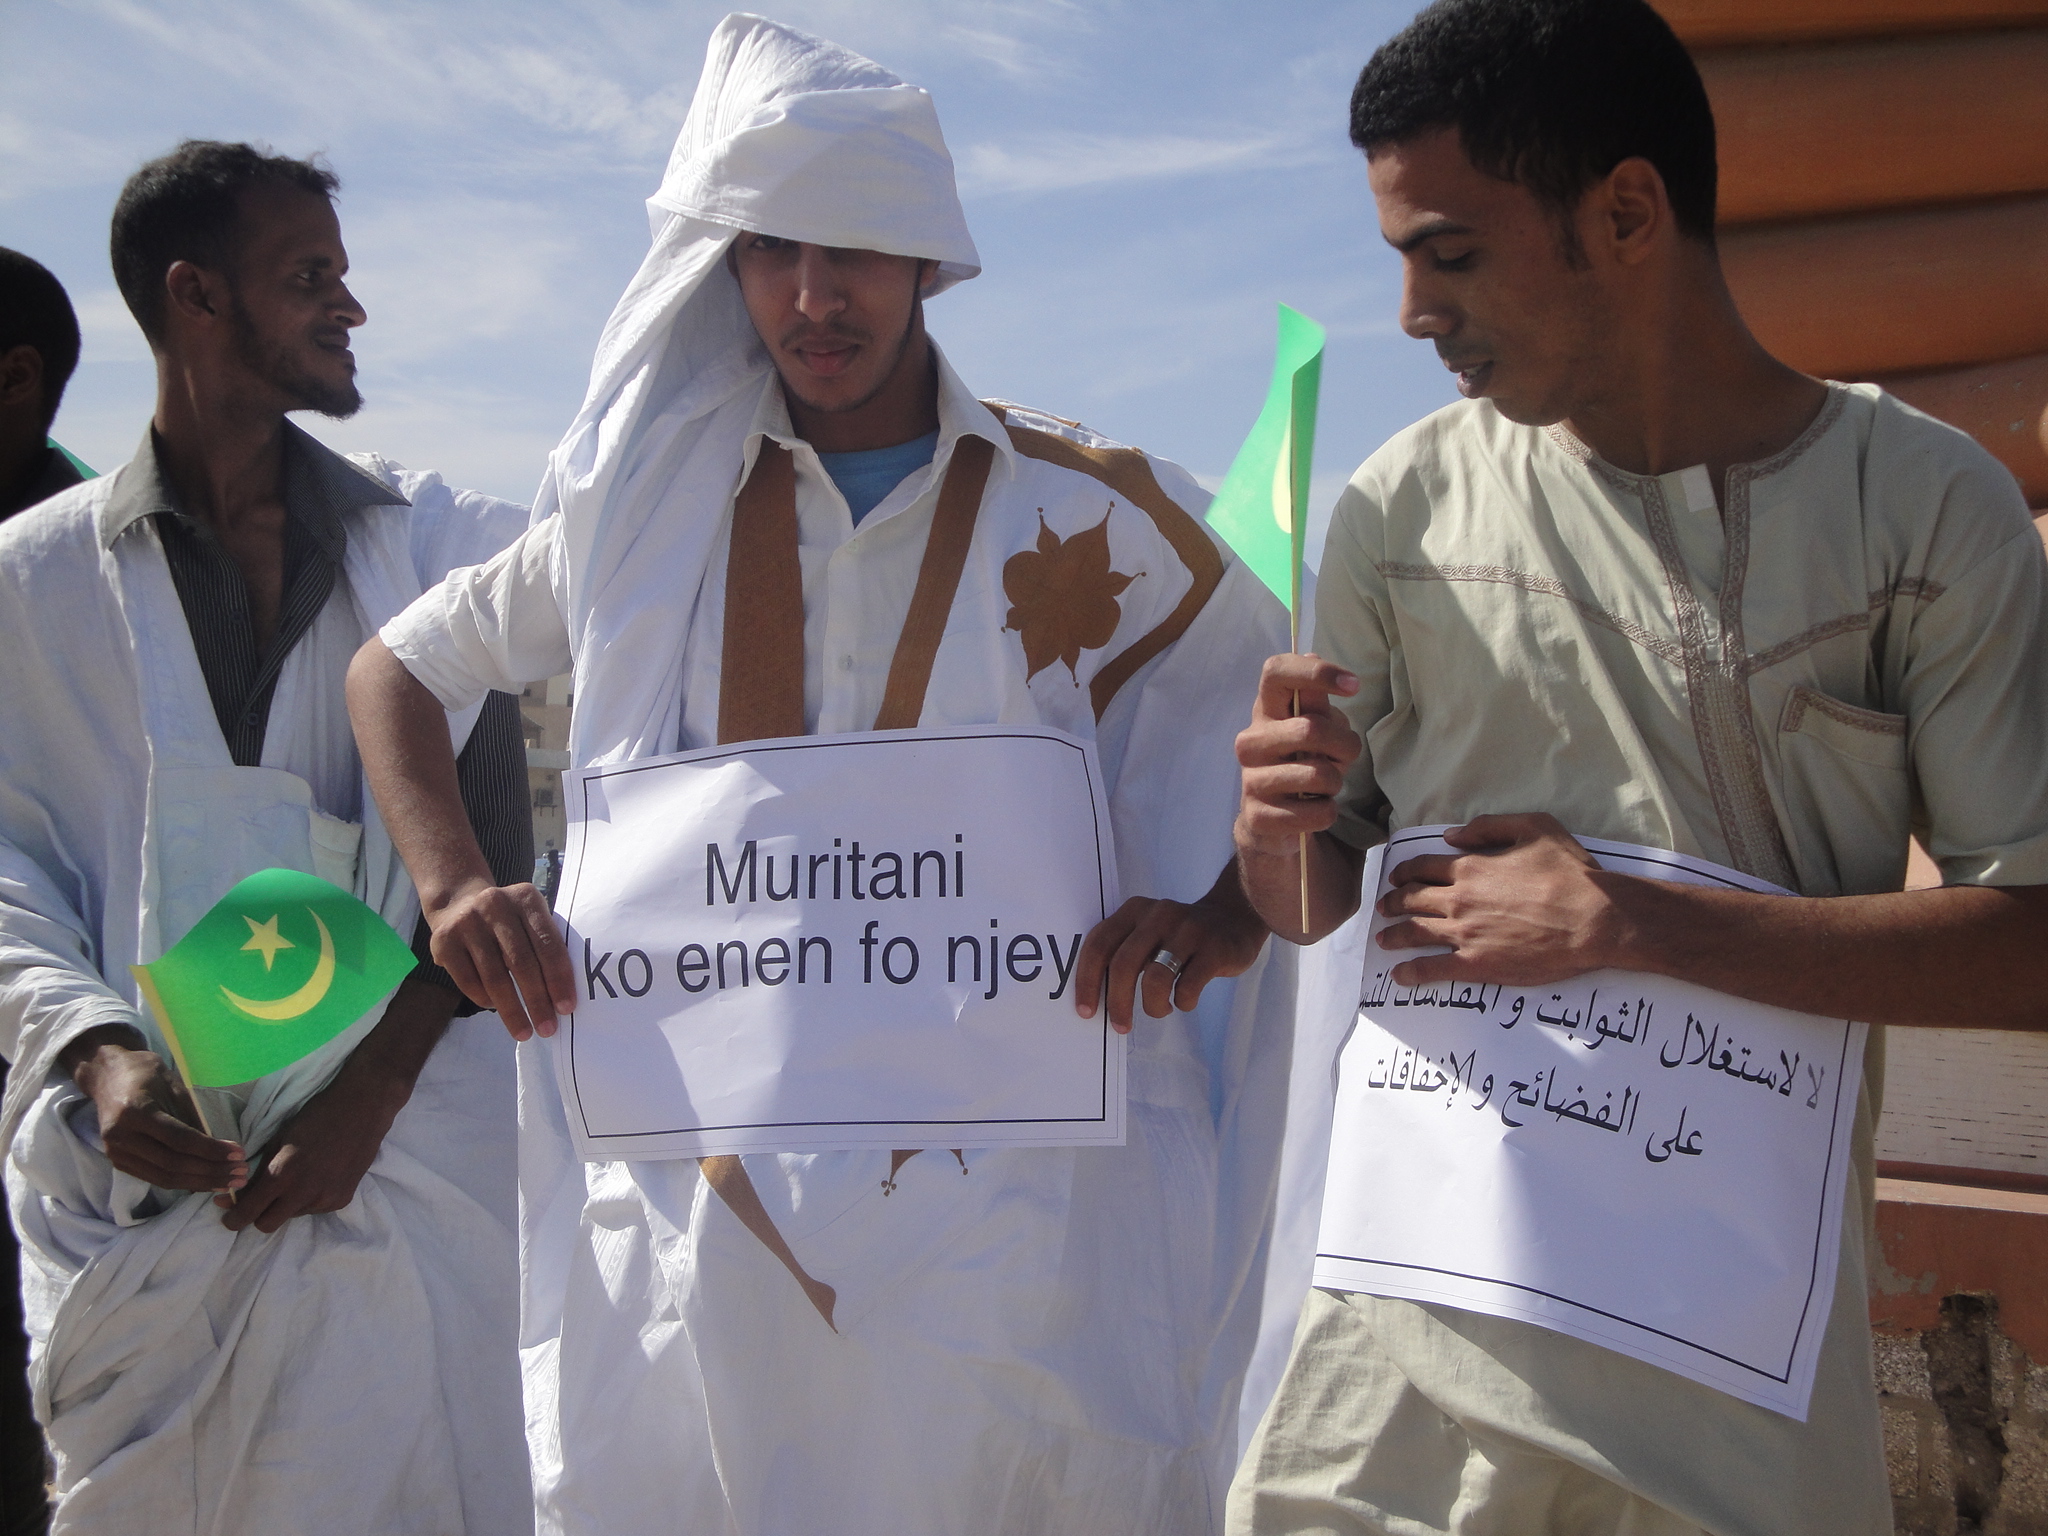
[384,352,1298,1535]
[0,451,532,1535]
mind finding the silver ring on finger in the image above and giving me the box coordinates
[1147,947,1184,979]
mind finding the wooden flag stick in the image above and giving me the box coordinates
[1289,468,1312,942]
[1291,630,1311,941]
[130,966,237,1203]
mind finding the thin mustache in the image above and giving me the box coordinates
[780,325,869,350]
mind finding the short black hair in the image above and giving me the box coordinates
[1351,0,1717,245]
[0,248,82,432]
[110,140,340,345]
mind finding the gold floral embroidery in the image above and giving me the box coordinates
[1002,509,1138,682]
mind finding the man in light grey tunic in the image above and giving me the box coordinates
[1213,0,2048,1531]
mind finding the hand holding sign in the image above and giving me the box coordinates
[1375,812,1624,987]
[1315,829,1866,1419]
[422,874,576,1040]
[1072,867,1272,1034]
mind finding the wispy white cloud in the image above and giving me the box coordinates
[340,193,593,364]
[957,130,1317,196]
[22,0,1444,515]
[70,289,152,367]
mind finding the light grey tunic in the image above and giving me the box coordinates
[1231,383,2048,1535]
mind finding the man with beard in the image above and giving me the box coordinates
[0,142,534,1532]
[348,16,1295,1534]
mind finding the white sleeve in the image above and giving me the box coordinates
[0,832,141,1068]
[380,518,573,711]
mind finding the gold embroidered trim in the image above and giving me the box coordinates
[873,436,995,730]
[1780,686,1907,738]
[996,415,1224,720]
[1376,561,1684,664]
[718,443,806,744]
[1742,611,1871,677]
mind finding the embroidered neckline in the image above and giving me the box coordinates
[1540,382,1847,490]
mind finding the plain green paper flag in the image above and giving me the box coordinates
[130,868,415,1088]
[1204,303,1325,641]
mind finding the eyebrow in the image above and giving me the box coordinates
[1387,219,1477,254]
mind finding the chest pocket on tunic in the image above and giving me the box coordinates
[151,765,342,952]
[1775,686,1910,895]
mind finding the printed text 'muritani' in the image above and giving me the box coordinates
[706,836,968,905]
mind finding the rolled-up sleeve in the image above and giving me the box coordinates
[1905,519,2048,887]
[381,519,573,710]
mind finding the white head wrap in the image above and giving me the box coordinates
[533,13,980,766]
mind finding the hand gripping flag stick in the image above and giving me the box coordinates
[130,867,418,1195]
[1205,304,1326,936]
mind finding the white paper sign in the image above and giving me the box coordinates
[1313,827,1865,1419]
[553,726,1124,1159]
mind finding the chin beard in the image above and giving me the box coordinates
[287,372,363,420]
[230,297,364,419]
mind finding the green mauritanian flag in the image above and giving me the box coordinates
[1204,303,1326,641]
[130,868,415,1087]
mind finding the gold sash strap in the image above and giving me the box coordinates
[873,434,993,729]
[716,442,807,745]
[703,431,996,1329]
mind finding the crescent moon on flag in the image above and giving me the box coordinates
[221,909,336,1021]
[1270,417,1294,536]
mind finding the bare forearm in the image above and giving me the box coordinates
[1609,877,2048,1030]
[350,639,577,1035]
[1236,828,1365,944]
[332,974,460,1114]
[346,639,492,914]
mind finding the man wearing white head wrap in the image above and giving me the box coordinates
[353,15,1296,1533]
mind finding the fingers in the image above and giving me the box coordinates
[223,1160,325,1234]
[1374,915,1452,952]
[1387,950,1470,988]
[1443,811,1577,851]
[1072,904,1143,1020]
[1238,688,1362,774]
[221,1159,285,1232]
[430,883,575,1040]
[92,1058,246,1191]
[1103,902,1203,1033]
[1253,653,1359,724]
[1079,891,1274,1032]
[104,1109,247,1191]
[1238,658,1364,858]
[222,1143,357,1233]
[531,905,578,1021]
[1384,852,1458,893]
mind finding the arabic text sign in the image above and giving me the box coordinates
[1313,829,1865,1418]
[554,727,1123,1159]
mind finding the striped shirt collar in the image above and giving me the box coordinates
[97,418,408,553]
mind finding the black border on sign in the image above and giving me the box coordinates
[1316,827,1859,1387]
[557,729,1114,1141]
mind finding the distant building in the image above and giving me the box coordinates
[520,675,571,880]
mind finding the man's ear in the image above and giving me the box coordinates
[917,257,942,297]
[1600,157,1669,267]
[0,344,43,409]
[163,259,229,330]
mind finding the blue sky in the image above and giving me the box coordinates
[1,0,1459,555]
